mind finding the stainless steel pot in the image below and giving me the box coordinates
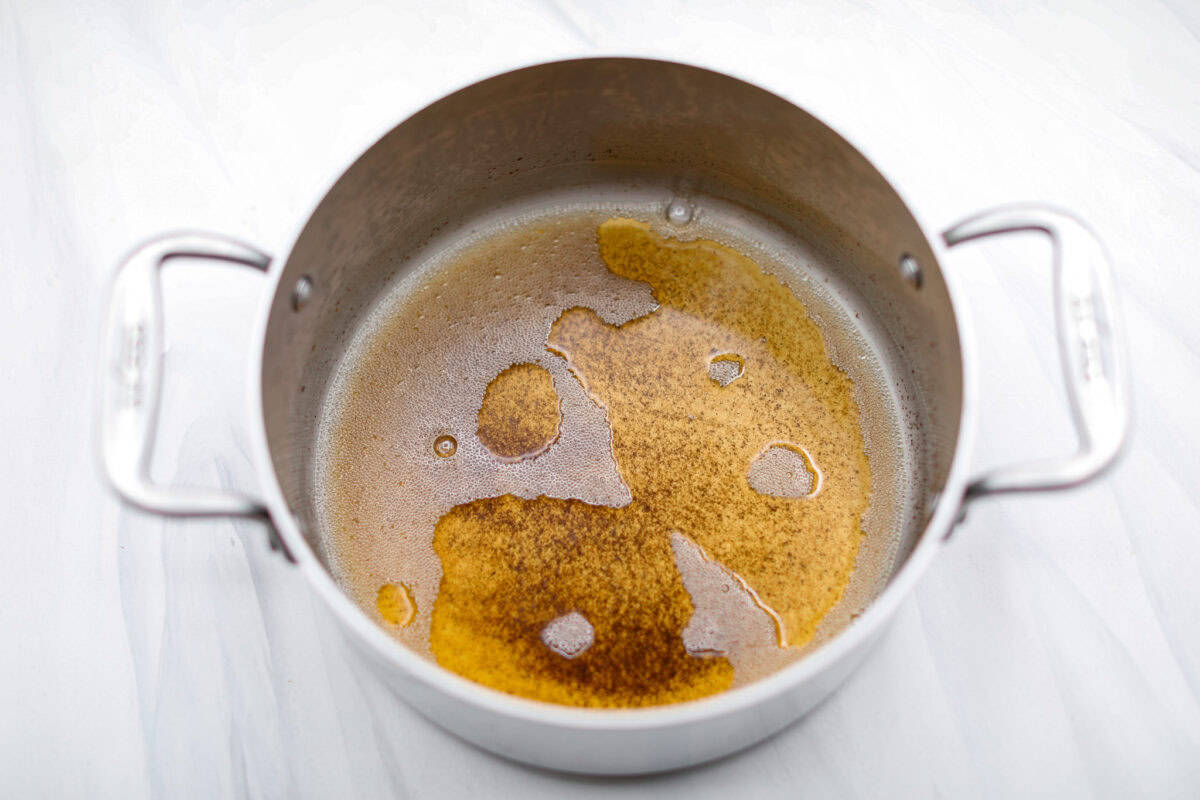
[99,58,1129,775]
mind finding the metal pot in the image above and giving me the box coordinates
[99,58,1128,775]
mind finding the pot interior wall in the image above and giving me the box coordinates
[260,58,962,599]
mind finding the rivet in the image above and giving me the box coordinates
[899,254,923,289]
[291,276,314,311]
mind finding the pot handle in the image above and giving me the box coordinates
[943,205,1130,501]
[99,233,272,518]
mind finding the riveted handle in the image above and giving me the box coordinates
[944,205,1130,500]
[99,233,271,517]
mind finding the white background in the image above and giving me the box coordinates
[3,0,1199,796]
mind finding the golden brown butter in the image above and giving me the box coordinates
[477,362,561,460]
[377,582,416,627]
[427,218,871,706]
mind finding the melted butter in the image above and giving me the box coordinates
[427,218,871,707]
[377,582,416,627]
[477,362,561,459]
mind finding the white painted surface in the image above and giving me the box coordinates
[2,0,1199,796]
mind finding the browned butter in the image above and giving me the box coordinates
[323,216,872,707]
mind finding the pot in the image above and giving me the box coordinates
[99,57,1128,775]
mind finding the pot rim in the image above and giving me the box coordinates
[244,55,979,731]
